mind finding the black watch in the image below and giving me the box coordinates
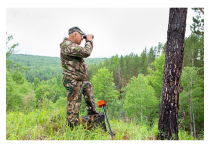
[86,40,93,45]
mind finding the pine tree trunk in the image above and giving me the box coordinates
[158,8,187,140]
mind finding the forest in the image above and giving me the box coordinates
[6,8,204,140]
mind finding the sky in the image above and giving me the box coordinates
[6,7,198,58]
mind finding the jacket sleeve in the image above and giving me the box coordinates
[65,40,93,58]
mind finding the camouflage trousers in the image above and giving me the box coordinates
[63,74,97,127]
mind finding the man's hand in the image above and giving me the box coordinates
[86,34,93,41]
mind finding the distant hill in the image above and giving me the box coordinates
[8,54,107,66]
[7,54,107,83]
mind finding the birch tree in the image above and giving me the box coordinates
[123,74,158,125]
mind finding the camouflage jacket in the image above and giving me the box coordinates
[60,37,93,80]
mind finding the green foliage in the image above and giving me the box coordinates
[178,130,194,140]
[56,74,63,87]
[6,13,204,138]
[53,97,66,109]
[190,8,204,35]
[139,47,148,76]
[6,32,19,71]
[22,90,37,112]
[123,74,159,125]
[147,54,165,98]
[12,71,25,84]
[183,34,201,68]
[6,33,34,112]
[7,54,106,83]
[35,85,46,101]
[6,70,15,97]
[179,67,204,133]
[106,99,126,120]
[84,57,106,65]
[33,78,40,90]
[6,33,29,73]
[111,54,119,65]
[51,84,63,103]
[91,67,119,110]
[6,70,21,111]
[6,70,33,112]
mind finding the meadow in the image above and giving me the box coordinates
[6,105,200,140]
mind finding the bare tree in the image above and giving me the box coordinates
[158,8,187,140]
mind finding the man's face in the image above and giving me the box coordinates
[75,32,83,45]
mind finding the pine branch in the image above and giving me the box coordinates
[198,8,204,15]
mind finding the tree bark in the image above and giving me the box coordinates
[158,8,187,140]
[193,113,196,139]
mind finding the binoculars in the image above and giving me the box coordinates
[82,35,94,39]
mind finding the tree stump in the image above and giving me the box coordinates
[79,113,107,132]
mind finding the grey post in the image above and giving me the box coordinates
[102,106,113,137]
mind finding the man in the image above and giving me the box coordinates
[60,26,98,128]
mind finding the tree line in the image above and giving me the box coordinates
[8,54,106,83]
[6,8,204,139]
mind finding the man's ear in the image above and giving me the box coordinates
[74,32,77,38]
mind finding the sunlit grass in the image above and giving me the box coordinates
[6,107,201,140]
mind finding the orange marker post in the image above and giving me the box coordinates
[97,100,113,137]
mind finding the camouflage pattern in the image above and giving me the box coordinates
[68,26,85,35]
[60,37,93,80]
[63,74,97,127]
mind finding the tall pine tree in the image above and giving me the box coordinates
[158,8,187,140]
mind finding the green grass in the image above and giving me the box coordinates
[6,107,203,140]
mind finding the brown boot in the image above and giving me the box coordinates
[87,109,100,115]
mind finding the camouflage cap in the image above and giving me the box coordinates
[68,26,85,35]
